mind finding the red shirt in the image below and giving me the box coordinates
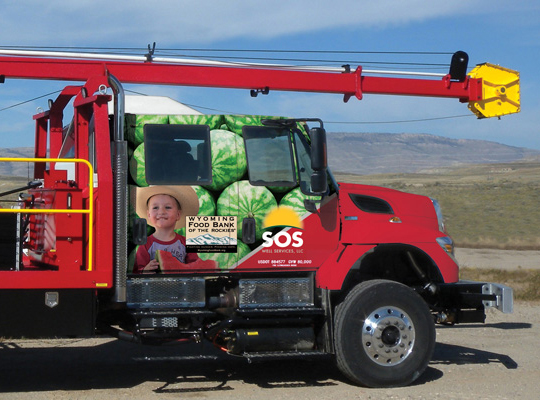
[133,233,199,273]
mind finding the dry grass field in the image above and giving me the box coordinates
[0,175,29,203]
[460,267,540,302]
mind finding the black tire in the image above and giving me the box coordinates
[334,279,435,388]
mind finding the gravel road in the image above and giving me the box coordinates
[1,249,538,399]
[455,248,540,270]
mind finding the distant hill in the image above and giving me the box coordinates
[0,147,35,178]
[326,133,540,175]
[2,134,540,177]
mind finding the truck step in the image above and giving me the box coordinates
[235,307,325,317]
[241,350,329,361]
[133,355,221,362]
[130,309,216,318]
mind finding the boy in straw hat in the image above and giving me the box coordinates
[133,185,201,273]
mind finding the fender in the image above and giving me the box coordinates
[316,243,376,290]
[316,242,452,292]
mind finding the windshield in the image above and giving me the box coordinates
[243,126,297,187]
[243,124,327,196]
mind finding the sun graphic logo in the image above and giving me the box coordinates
[261,206,304,248]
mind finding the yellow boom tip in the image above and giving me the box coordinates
[467,63,520,118]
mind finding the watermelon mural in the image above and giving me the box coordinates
[199,239,251,270]
[203,129,247,192]
[126,114,168,146]
[176,185,217,236]
[217,180,277,241]
[224,114,282,136]
[156,249,218,271]
[279,187,322,216]
[169,114,224,129]
[129,143,148,187]
[126,113,313,272]
[128,185,155,239]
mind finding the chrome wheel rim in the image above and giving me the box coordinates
[362,306,415,366]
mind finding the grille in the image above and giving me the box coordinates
[239,277,314,308]
[127,277,205,309]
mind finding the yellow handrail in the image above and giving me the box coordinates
[0,157,94,271]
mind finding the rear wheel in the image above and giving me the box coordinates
[334,279,435,387]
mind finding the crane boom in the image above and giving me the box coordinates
[0,51,520,118]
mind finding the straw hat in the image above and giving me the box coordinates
[136,185,199,230]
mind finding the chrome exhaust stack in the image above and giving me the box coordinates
[109,74,128,303]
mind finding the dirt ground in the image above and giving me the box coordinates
[1,249,538,399]
[455,248,540,270]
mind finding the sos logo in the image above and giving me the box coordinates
[262,231,303,248]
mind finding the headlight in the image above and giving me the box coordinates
[436,236,456,262]
[430,198,445,233]
[436,236,454,255]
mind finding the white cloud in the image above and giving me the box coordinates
[1,0,537,150]
[2,0,492,45]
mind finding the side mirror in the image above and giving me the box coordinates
[310,127,327,171]
[310,170,327,194]
[132,218,148,245]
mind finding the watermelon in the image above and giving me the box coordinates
[176,185,217,236]
[169,114,224,129]
[203,129,247,192]
[267,184,297,194]
[279,187,322,216]
[129,143,148,187]
[199,239,251,271]
[191,185,217,216]
[224,115,283,136]
[155,249,183,271]
[126,114,168,146]
[217,180,277,240]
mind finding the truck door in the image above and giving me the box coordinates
[129,123,214,269]
[234,124,340,272]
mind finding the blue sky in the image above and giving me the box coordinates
[1,0,539,150]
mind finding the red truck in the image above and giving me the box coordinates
[0,49,519,387]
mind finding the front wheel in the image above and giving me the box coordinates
[334,279,435,388]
